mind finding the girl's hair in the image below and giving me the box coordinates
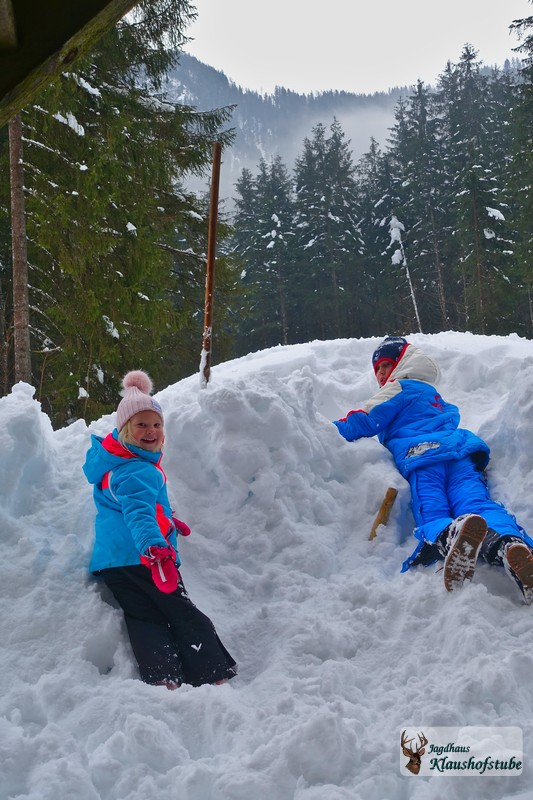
[118,421,133,447]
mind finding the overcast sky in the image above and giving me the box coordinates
[184,0,529,95]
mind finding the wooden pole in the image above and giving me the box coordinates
[369,487,398,541]
[200,142,222,387]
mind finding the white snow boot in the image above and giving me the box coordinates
[502,542,533,605]
[442,514,488,592]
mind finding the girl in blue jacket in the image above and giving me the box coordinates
[334,337,533,604]
[83,370,237,688]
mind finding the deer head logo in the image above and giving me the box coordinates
[401,730,428,775]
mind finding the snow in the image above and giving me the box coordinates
[187,211,204,221]
[53,112,85,137]
[388,215,405,236]
[391,248,403,265]
[1,331,533,799]
[68,73,102,98]
[102,316,119,340]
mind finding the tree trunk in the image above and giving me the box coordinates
[330,262,341,337]
[0,280,9,395]
[404,257,423,334]
[276,266,289,345]
[9,112,32,384]
[429,204,448,328]
[471,193,485,334]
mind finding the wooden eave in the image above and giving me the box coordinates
[0,0,140,128]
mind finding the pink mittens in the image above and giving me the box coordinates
[140,545,179,593]
[172,517,191,536]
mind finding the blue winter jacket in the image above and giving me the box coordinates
[83,430,178,573]
[334,345,490,477]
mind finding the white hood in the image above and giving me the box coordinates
[387,344,440,386]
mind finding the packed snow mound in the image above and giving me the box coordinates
[1,332,533,800]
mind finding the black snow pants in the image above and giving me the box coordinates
[101,565,237,687]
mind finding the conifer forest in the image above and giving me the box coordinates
[1,0,533,425]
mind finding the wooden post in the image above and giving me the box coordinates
[200,142,222,387]
[369,487,398,541]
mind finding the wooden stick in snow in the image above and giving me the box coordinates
[369,487,398,541]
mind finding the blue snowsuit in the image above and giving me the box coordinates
[334,345,533,571]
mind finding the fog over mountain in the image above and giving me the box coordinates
[165,53,406,201]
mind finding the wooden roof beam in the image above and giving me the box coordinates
[0,0,17,49]
[0,0,140,129]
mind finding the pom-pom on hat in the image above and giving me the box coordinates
[372,336,409,373]
[116,370,163,432]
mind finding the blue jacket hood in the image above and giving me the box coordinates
[83,429,161,485]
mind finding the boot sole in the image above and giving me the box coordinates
[444,515,488,592]
[506,543,533,605]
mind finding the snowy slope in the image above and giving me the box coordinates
[1,332,533,800]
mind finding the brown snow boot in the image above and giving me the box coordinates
[443,514,488,592]
[503,542,533,605]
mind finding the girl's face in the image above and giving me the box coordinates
[375,360,395,387]
[127,410,164,451]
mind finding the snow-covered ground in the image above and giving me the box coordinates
[1,331,533,800]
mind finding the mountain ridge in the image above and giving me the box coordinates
[165,53,406,198]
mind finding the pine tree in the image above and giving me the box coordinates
[227,41,528,343]
[435,46,514,332]
[3,0,236,424]
[232,156,296,352]
[293,119,362,340]
[385,83,453,331]
[354,138,405,334]
[510,6,533,334]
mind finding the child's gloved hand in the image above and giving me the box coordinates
[140,545,179,593]
[172,517,191,536]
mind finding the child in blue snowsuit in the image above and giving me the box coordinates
[83,370,237,688]
[333,336,533,604]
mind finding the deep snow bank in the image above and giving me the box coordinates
[1,332,533,800]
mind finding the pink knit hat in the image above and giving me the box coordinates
[116,370,163,432]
